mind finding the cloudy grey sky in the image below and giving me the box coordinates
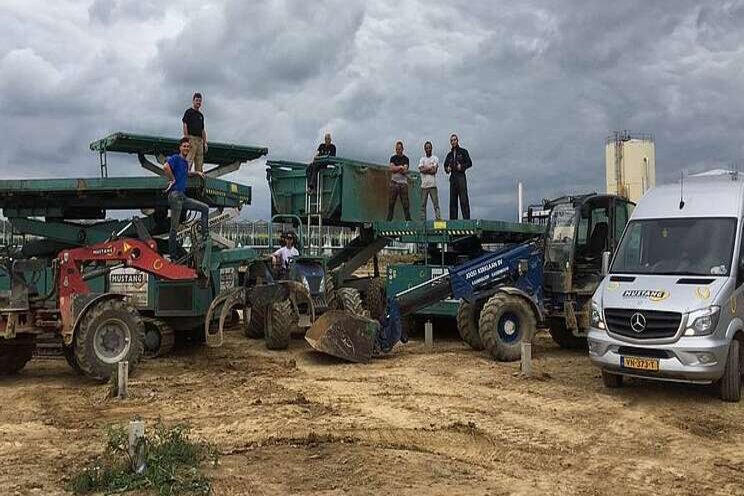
[1,0,744,220]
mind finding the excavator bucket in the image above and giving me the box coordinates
[305,310,380,363]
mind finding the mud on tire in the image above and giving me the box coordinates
[74,299,145,381]
[719,338,742,402]
[0,334,35,375]
[364,277,387,322]
[336,287,366,317]
[266,299,295,350]
[457,300,484,350]
[244,304,266,339]
[478,293,536,362]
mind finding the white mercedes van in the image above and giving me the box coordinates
[588,171,744,401]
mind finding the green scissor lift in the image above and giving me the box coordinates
[0,132,268,366]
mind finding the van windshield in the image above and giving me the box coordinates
[612,217,737,276]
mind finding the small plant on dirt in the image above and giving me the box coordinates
[69,422,218,495]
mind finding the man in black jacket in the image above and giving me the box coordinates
[307,133,336,192]
[443,134,472,219]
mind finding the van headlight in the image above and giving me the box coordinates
[685,306,720,336]
[591,300,606,330]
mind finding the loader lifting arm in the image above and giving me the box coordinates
[307,240,544,362]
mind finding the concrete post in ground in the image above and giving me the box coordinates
[117,361,128,400]
[424,320,433,349]
[128,420,146,474]
[521,342,532,377]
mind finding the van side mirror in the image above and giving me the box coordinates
[601,251,611,276]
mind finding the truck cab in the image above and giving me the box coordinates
[542,194,635,347]
[588,171,744,401]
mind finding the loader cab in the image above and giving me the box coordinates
[544,194,634,296]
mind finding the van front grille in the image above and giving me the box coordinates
[604,308,681,339]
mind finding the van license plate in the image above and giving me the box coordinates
[621,356,659,371]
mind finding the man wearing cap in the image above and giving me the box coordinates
[271,231,300,275]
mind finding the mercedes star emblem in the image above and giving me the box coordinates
[630,312,647,333]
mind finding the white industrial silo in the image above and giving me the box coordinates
[605,131,655,202]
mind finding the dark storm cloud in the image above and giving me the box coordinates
[1,0,744,220]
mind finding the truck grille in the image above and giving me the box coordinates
[604,308,681,339]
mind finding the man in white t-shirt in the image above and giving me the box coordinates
[418,141,441,220]
[271,232,299,273]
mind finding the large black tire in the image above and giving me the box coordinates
[457,301,484,350]
[0,334,35,375]
[720,339,742,402]
[478,293,536,362]
[602,369,624,388]
[266,300,294,350]
[325,277,337,310]
[142,318,175,358]
[548,317,587,350]
[74,299,145,381]
[63,344,84,375]
[337,287,366,317]
[364,277,387,322]
[243,304,266,339]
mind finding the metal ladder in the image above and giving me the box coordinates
[305,171,324,256]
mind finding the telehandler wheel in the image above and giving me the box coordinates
[62,344,84,375]
[243,304,266,339]
[719,339,742,402]
[266,300,295,350]
[337,287,366,317]
[478,293,536,362]
[601,370,624,388]
[364,277,387,322]
[457,301,484,351]
[74,299,145,381]
[0,334,35,375]
[548,317,587,350]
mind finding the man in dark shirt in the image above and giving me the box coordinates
[387,141,411,221]
[163,137,209,259]
[182,92,207,173]
[307,133,336,193]
[443,134,472,219]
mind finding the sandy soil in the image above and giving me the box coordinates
[2,326,744,496]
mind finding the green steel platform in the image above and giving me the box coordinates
[0,175,251,219]
[373,219,545,244]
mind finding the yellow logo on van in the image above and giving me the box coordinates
[622,290,670,302]
[695,287,711,301]
[607,281,620,291]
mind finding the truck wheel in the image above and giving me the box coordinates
[457,301,484,350]
[74,299,145,381]
[364,277,387,322]
[601,369,624,388]
[548,317,587,350]
[720,339,742,402]
[266,300,294,350]
[63,344,84,375]
[0,334,35,375]
[478,293,536,362]
[337,287,366,317]
[244,304,266,339]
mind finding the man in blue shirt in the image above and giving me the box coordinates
[164,137,209,259]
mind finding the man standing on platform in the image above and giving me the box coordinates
[418,141,441,220]
[443,134,472,219]
[307,132,336,192]
[387,141,412,221]
[182,92,207,173]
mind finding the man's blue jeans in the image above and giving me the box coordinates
[168,191,209,259]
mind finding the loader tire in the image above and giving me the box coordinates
[457,301,484,350]
[478,293,536,362]
[325,277,337,310]
[364,277,387,322]
[720,339,742,402]
[266,300,294,350]
[244,304,266,339]
[548,317,587,350]
[63,344,84,375]
[142,318,175,358]
[74,299,145,381]
[0,334,35,375]
[337,287,366,317]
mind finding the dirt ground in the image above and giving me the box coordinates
[2,325,744,496]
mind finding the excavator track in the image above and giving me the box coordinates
[142,317,176,358]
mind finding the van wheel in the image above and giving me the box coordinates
[719,339,742,402]
[601,370,623,388]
